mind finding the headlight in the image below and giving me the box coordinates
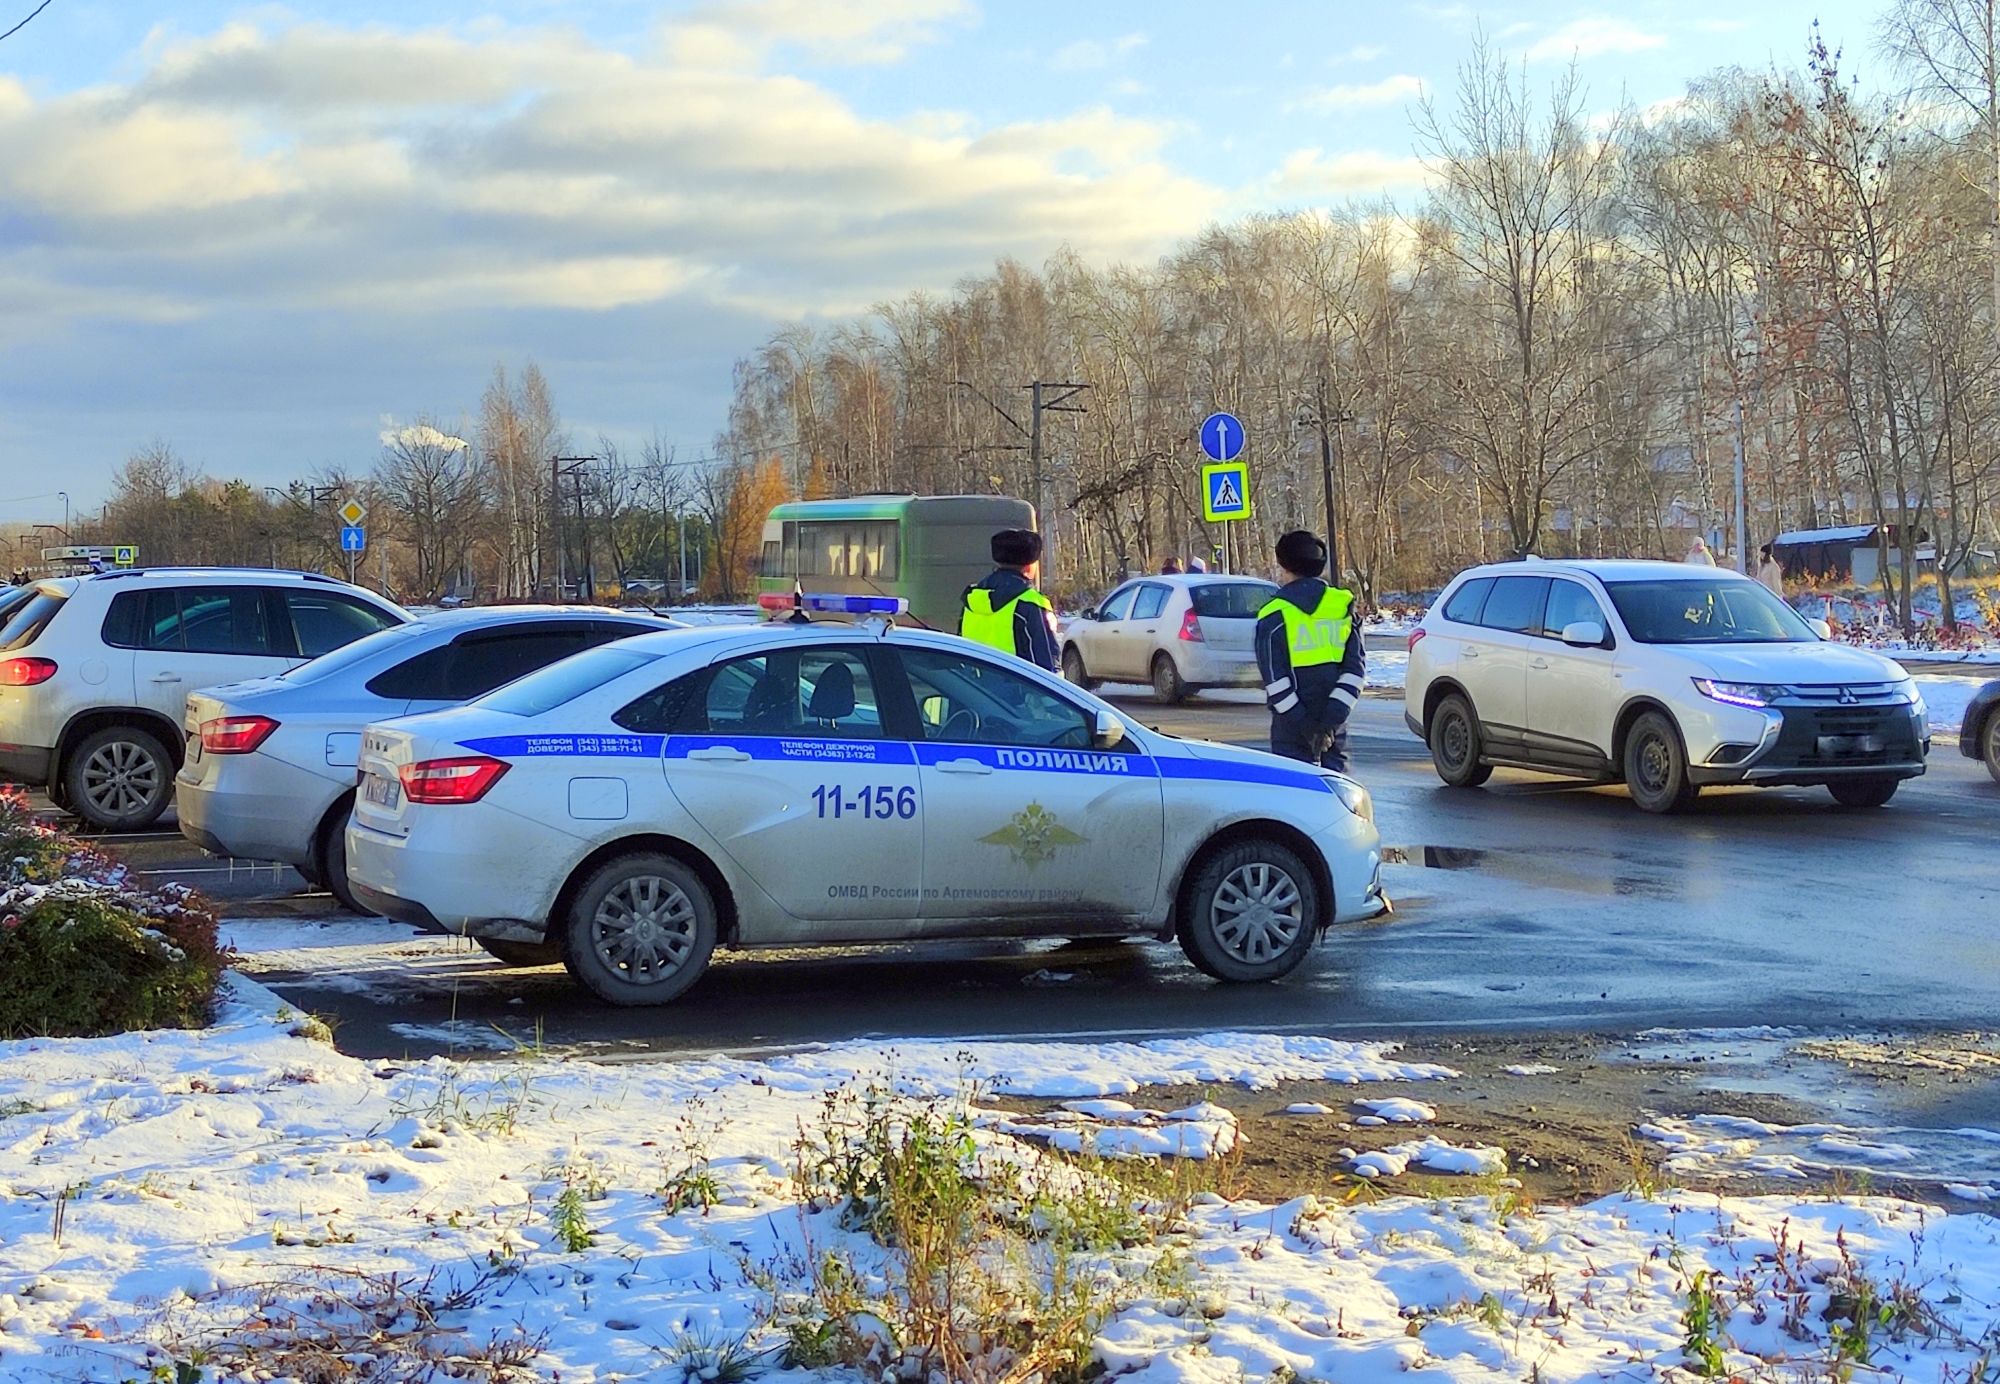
[1693,678,1790,709]
[1890,678,1922,706]
[1326,774,1373,823]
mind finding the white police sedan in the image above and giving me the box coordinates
[346,607,1387,1006]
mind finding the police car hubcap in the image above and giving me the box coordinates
[592,875,696,982]
[1210,863,1304,964]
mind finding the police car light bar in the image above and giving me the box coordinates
[757,591,908,617]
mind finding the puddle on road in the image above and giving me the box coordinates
[1608,1028,2000,1203]
[1381,844,1688,901]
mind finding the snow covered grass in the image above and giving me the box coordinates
[1916,674,1991,734]
[5,997,2000,1383]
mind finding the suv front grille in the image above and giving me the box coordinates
[1768,706,1918,768]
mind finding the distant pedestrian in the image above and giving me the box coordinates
[1255,530,1364,774]
[959,529,1059,672]
[1188,556,1208,573]
[1160,556,1183,575]
[1686,536,1716,566]
[1757,543,1785,597]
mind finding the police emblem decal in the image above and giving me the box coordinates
[978,801,1088,868]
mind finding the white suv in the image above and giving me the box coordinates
[0,570,407,829]
[1404,559,1928,812]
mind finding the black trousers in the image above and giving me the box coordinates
[1270,694,1351,772]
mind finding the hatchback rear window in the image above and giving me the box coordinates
[0,592,65,651]
[1189,582,1278,618]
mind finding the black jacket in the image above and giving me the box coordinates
[963,568,1060,672]
[1253,577,1365,720]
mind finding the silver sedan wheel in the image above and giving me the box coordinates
[80,739,162,819]
[1208,861,1305,966]
[590,873,698,986]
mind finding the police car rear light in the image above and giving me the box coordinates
[400,755,510,804]
[757,592,908,616]
[1177,609,1204,642]
[0,657,56,686]
[199,714,280,754]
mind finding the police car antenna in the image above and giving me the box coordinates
[785,581,811,624]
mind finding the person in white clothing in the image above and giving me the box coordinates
[1685,536,1716,566]
[1757,543,1785,596]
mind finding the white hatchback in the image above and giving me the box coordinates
[346,621,1386,1005]
[1061,574,1279,703]
[1404,559,1928,812]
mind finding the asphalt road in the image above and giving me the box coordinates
[77,681,1990,1062]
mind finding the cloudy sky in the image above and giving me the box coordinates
[0,0,1883,517]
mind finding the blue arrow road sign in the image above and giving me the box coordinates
[1199,411,1245,462]
[340,525,366,552]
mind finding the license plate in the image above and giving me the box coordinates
[363,772,401,809]
[1817,734,1885,755]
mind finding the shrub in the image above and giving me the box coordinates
[0,790,228,1038]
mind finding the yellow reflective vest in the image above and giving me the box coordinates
[960,584,1053,656]
[1258,586,1354,668]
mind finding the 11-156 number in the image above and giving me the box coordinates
[812,784,917,819]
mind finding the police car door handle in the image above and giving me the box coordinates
[151,673,182,683]
[686,747,751,762]
[936,758,993,775]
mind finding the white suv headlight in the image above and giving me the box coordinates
[1693,678,1790,709]
[1325,773,1373,823]
[1890,678,1922,706]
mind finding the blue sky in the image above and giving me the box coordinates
[0,0,1885,519]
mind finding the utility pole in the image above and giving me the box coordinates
[549,456,595,601]
[955,379,1089,576]
[1732,400,1749,574]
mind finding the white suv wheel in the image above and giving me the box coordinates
[67,726,172,830]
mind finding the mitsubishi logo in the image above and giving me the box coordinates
[1838,686,1858,705]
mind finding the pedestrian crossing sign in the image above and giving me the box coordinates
[1202,461,1252,522]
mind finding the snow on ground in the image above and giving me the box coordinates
[5,993,2000,1382]
[1353,1096,1436,1124]
[1916,674,1990,733]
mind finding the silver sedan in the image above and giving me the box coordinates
[174,606,682,943]
[1061,574,1278,703]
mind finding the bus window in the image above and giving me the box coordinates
[798,521,898,580]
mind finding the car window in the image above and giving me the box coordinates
[365,644,452,699]
[0,591,66,652]
[179,588,274,655]
[473,645,660,716]
[898,647,1092,749]
[1478,576,1550,634]
[1603,578,1817,644]
[1189,582,1279,618]
[283,590,403,658]
[1541,580,1608,640]
[1441,577,1494,625]
[685,647,884,739]
[288,622,425,685]
[613,670,706,734]
[1097,586,1138,622]
[1131,584,1170,621]
[445,628,594,700]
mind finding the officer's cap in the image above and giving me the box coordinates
[1275,530,1327,577]
[992,529,1043,566]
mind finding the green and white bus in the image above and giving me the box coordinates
[757,495,1035,630]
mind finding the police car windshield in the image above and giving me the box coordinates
[473,645,660,716]
[281,621,425,684]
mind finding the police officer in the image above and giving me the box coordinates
[960,529,1059,672]
[1255,530,1364,773]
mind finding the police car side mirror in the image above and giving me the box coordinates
[1093,708,1127,750]
[1560,620,1606,648]
[1809,618,1832,640]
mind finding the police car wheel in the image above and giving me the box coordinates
[477,936,565,967]
[560,853,717,1006]
[1179,839,1320,982]
[1428,693,1493,788]
[1152,653,1188,705]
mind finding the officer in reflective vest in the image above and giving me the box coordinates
[960,528,1060,672]
[1254,530,1365,772]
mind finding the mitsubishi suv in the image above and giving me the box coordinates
[0,569,408,829]
[1404,559,1928,812]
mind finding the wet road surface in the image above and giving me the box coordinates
[84,688,1996,1061]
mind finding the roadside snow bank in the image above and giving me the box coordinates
[5,996,1999,1384]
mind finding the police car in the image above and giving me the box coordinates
[345,597,1387,1006]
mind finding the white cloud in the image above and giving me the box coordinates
[1258,148,1431,203]
[1299,75,1425,111]
[1524,17,1666,63]
[1327,44,1387,65]
[1051,33,1148,72]
[683,0,973,64]
[0,16,1220,331]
